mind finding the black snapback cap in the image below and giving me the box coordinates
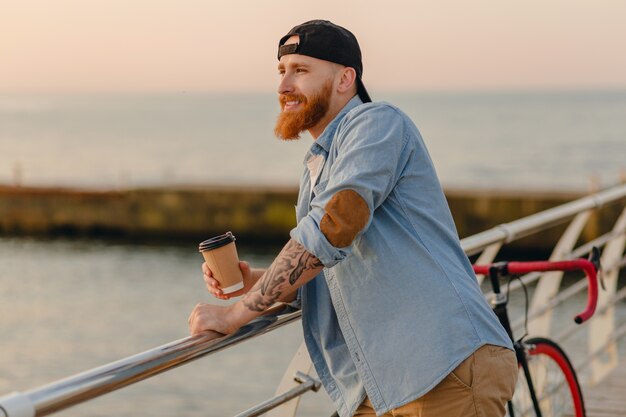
[278,20,372,103]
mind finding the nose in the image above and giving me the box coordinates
[278,73,294,95]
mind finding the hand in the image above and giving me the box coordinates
[187,303,238,336]
[203,261,256,300]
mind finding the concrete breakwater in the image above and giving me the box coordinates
[0,184,622,252]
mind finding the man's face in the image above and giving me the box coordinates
[275,36,338,140]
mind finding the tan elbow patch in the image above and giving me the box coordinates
[320,189,370,247]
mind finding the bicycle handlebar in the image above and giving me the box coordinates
[472,258,599,324]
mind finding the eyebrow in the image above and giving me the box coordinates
[278,61,310,71]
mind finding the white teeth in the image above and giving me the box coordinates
[286,101,300,106]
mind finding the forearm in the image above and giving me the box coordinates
[250,267,298,301]
[228,239,323,325]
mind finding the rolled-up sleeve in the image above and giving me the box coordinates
[290,104,409,267]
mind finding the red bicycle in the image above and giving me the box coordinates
[473,248,600,417]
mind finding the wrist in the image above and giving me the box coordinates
[225,300,258,332]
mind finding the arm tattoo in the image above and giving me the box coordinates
[242,240,323,312]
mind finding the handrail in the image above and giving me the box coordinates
[0,306,302,417]
[1,184,625,417]
[461,183,626,255]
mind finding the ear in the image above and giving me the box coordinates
[336,67,357,95]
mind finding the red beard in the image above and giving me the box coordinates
[274,81,332,140]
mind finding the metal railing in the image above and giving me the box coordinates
[1,183,625,417]
[0,306,303,417]
[461,183,626,255]
[233,372,321,417]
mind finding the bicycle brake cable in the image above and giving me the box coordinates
[508,274,529,343]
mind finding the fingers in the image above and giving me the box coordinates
[188,303,205,336]
[202,263,231,300]
[205,280,230,300]
[203,275,222,294]
[188,303,230,336]
[188,303,199,334]
[211,290,231,300]
[202,262,213,277]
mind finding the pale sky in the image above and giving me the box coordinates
[2,0,626,93]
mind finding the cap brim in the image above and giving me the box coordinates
[357,77,372,103]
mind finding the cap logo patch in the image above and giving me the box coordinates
[320,189,370,247]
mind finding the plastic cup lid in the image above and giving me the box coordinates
[198,232,236,252]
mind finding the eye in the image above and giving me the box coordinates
[295,67,307,73]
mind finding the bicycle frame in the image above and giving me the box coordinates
[473,249,600,417]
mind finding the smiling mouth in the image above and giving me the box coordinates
[283,100,302,110]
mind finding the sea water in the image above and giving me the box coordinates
[1,90,625,191]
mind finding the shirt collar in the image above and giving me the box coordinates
[312,95,364,153]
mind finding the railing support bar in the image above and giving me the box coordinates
[528,210,592,336]
[576,323,626,373]
[234,372,321,417]
[589,205,626,383]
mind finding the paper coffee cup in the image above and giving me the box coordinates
[198,232,244,294]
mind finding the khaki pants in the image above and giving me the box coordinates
[354,345,518,417]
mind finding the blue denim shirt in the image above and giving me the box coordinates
[290,96,512,417]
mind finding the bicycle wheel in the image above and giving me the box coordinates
[508,337,585,417]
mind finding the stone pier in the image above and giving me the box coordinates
[0,184,623,252]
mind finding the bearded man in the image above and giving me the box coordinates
[188,20,518,417]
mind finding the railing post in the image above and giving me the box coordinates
[589,206,626,384]
[267,343,314,417]
[527,210,592,337]
[235,372,320,417]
